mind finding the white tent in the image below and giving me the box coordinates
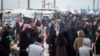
[87,10,95,14]
[11,9,35,18]
[11,9,30,14]
[2,10,12,13]
[23,14,34,18]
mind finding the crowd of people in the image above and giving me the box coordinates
[0,20,44,56]
[0,13,100,56]
[45,14,100,56]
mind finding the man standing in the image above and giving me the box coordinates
[95,29,100,56]
[26,37,44,56]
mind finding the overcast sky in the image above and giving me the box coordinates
[0,0,99,11]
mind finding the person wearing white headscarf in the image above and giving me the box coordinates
[79,38,92,56]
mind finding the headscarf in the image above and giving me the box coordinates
[83,38,91,47]
[22,24,31,31]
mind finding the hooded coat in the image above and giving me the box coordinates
[79,38,92,56]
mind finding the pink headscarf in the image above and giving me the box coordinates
[22,24,31,31]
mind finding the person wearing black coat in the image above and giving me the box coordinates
[63,28,77,56]
[46,26,57,56]
[56,32,68,56]
[95,29,100,55]
[29,28,39,43]
[19,27,39,56]
[0,25,12,56]
[19,29,32,56]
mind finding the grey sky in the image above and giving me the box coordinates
[0,0,99,11]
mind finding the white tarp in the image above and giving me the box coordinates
[23,14,34,18]
[38,10,54,19]
[11,9,36,18]
[87,10,95,14]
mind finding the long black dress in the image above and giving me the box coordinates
[0,30,11,56]
[19,29,31,56]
